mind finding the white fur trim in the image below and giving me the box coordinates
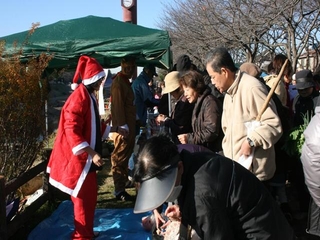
[72,157,91,197]
[82,70,106,86]
[72,142,89,155]
[71,83,79,90]
[48,177,74,196]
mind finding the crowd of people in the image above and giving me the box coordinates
[46,47,320,239]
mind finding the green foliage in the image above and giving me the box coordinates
[0,33,53,181]
[282,113,310,157]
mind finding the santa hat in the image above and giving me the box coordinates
[71,56,106,90]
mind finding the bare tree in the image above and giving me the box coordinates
[158,0,319,71]
[261,0,320,72]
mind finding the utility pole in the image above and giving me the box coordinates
[121,0,137,24]
[121,0,138,79]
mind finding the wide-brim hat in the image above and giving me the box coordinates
[295,69,314,90]
[133,156,180,214]
[161,71,180,95]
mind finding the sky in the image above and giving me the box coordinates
[0,0,171,37]
[0,0,173,73]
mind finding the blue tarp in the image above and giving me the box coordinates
[28,200,152,240]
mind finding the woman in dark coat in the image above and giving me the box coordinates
[134,135,295,240]
[177,70,223,152]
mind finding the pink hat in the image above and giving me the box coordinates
[71,56,106,90]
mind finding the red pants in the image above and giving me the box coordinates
[71,171,97,240]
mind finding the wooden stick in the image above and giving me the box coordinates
[256,59,289,121]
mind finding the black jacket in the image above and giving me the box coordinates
[293,89,320,127]
[164,94,194,143]
[178,150,294,240]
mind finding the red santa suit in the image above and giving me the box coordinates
[47,83,109,197]
[47,56,108,240]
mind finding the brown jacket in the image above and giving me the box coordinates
[111,72,136,132]
[187,87,223,152]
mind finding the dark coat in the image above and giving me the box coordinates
[164,94,194,143]
[187,87,223,152]
[293,89,320,127]
[178,150,295,240]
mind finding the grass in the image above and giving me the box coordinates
[8,83,137,239]
[96,158,136,209]
[9,154,137,239]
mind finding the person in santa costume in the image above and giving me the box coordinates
[47,55,128,240]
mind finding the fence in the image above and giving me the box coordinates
[0,149,52,240]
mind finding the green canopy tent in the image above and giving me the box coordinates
[0,15,172,70]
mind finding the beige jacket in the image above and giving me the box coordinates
[222,72,282,181]
[264,74,287,106]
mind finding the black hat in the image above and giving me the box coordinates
[176,54,192,72]
[295,69,314,90]
[143,63,158,76]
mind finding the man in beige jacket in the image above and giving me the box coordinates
[205,47,282,182]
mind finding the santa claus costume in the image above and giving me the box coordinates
[47,56,109,239]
